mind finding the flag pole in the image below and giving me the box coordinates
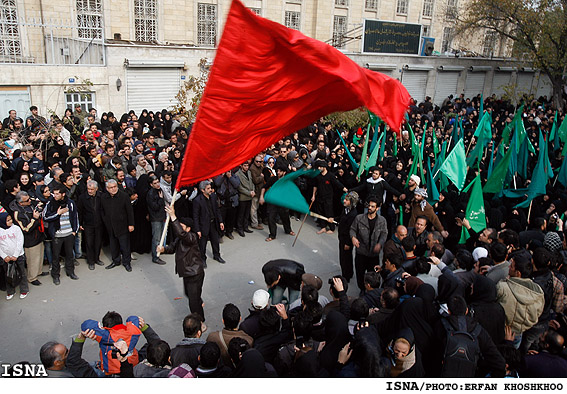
[309,211,337,223]
[465,136,475,156]
[292,199,315,247]
[527,200,534,227]
[156,189,178,257]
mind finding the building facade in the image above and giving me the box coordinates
[0,0,553,120]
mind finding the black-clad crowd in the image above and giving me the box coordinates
[3,91,567,378]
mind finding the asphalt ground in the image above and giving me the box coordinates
[0,217,360,365]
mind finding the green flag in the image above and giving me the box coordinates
[514,110,535,154]
[357,124,371,179]
[366,132,382,169]
[550,111,560,153]
[393,133,398,157]
[264,168,320,213]
[479,93,483,116]
[557,154,567,188]
[336,129,359,171]
[515,130,553,208]
[558,116,567,156]
[502,105,523,147]
[459,175,486,244]
[426,157,439,205]
[432,131,440,157]
[483,142,514,194]
[368,110,381,153]
[474,112,492,142]
[379,129,386,161]
[439,139,467,191]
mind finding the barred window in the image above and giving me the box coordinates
[249,7,261,15]
[483,31,497,57]
[335,0,348,6]
[422,25,431,37]
[0,0,21,57]
[285,11,300,30]
[441,26,453,52]
[197,3,217,47]
[396,0,408,15]
[365,0,378,10]
[134,0,157,42]
[77,0,103,39]
[446,0,458,20]
[332,15,347,49]
[422,0,433,17]
[66,92,96,112]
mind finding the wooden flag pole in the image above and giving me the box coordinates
[465,136,476,157]
[309,211,338,224]
[292,199,315,247]
[156,189,178,257]
[527,200,534,227]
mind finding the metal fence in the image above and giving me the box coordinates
[0,18,105,65]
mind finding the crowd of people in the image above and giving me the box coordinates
[2,90,567,377]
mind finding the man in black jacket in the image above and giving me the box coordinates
[333,191,359,282]
[262,259,305,304]
[147,175,167,265]
[100,179,135,272]
[170,313,207,369]
[158,204,205,318]
[193,180,226,265]
[77,180,105,270]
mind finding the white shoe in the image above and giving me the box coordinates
[20,293,28,299]
[6,294,14,300]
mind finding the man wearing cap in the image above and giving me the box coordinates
[239,289,270,339]
[9,144,35,174]
[312,160,347,234]
[409,188,447,237]
[262,259,305,304]
[158,204,205,318]
[193,180,226,265]
[288,273,330,310]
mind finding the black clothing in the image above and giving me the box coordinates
[262,259,305,291]
[468,275,506,346]
[231,349,278,377]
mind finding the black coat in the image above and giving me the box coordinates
[262,259,305,291]
[338,207,358,246]
[162,219,204,277]
[192,192,223,235]
[100,190,135,237]
[146,187,166,222]
[77,191,103,228]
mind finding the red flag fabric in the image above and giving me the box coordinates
[176,0,410,188]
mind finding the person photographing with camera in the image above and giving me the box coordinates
[11,191,45,286]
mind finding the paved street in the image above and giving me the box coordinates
[0,218,360,365]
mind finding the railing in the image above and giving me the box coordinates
[0,18,105,65]
[325,24,363,49]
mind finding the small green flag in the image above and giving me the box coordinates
[459,175,486,244]
[439,139,467,191]
[483,142,514,194]
[393,133,398,157]
[357,124,371,179]
[515,130,553,208]
[366,132,382,169]
[474,112,492,142]
[558,157,567,188]
[426,157,439,205]
[264,169,320,213]
[336,129,359,171]
[379,129,386,161]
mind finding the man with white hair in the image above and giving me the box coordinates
[101,179,135,272]
[77,180,105,270]
[192,180,226,267]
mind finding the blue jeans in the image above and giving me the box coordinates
[271,285,300,305]
[151,221,165,262]
[74,231,82,259]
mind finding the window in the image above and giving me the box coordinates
[396,0,408,15]
[134,0,157,42]
[441,26,453,52]
[249,7,261,15]
[66,92,96,112]
[197,3,217,47]
[332,15,347,48]
[335,0,348,6]
[422,0,433,17]
[422,25,431,37]
[285,11,300,30]
[76,0,103,39]
[446,0,458,21]
[483,31,497,57]
[0,0,21,57]
[365,0,378,10]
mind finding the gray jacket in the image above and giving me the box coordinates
[349,213,388,257]
[236,169,255,202]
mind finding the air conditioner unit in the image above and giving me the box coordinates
[420,37,435,56]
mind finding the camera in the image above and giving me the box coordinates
[328,278,334,285]
[395,276,406,285]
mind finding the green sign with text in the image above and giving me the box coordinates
[363,20,422,55]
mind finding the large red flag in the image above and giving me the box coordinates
[176,0,410,188]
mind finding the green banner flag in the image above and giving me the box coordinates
[393,132,398,157]
[459,175,486,244]
[439,138,467,191]
[264,168,320,213]
[474,112,492,142]
[550,111,560,153]
[515,130,553,208]
[379,128,386,161]
[357,124,371,179]
[426,157,439,205]
[557,154,567,188]
[336,129,359,171]
[483,141,514,194]
[366,132,382,169]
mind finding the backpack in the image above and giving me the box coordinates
[440,316,482,377]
